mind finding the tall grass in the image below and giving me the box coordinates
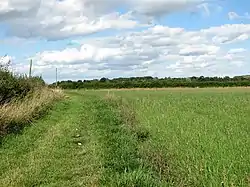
[0,88,63,136]
[104,89,250,186]
[0,64,62,137]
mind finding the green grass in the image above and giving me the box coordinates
[0,88,249,186]
[0,91,167,186]
[0,94,103,186]
[102,88,250,186]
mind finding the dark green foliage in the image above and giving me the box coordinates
[0,66,46,104]
[51,75,250,89]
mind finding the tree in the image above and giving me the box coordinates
[100,77,107,82]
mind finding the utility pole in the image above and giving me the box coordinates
[29,59,33,78]
[56,68,58,88]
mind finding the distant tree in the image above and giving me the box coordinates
[224,76,230,81]
[53,75,250,90]
[198,76,204,81]
[190,76,197,81]
[100,77,107,82]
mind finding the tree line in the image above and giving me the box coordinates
[50,75,250,89]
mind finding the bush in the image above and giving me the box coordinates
[0,66,45,104]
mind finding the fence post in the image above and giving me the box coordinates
[29,59,32,78]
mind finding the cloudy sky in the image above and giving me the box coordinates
[0,0,250,82]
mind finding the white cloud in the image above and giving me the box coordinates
[179,44,220,56]
[0,0,214,40]
[228,48,247,54]
[34,44,122,65]
[2,1,249,82]
[21,24,250,82]
[0,0,40,20]
[228,12,239,20]
[204,24,250,44]
[0,55,13,66]
[228,11,250,20]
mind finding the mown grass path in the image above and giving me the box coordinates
[0,91,166,187]
[0,93,104,187]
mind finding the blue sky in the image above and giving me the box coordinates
[0,0,250,82]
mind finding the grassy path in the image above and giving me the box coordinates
[0,93,103,187]
[0,92,166,187]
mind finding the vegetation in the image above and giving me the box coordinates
[51,75,250,89]
[112,88,250,186]
[0,88,62,137]
[0,65,45,104]
[0,65,62,138]
[0,89,249,186]
[0,94,101,186]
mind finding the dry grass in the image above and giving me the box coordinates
[0,87,63,136]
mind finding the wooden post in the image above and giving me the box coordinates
[29,59,32,78]
[56,68,58,88]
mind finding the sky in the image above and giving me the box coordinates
[0,0,250,83]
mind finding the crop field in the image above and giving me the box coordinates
[0,88,249,186]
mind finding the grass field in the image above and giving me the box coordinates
[0,88,249,186]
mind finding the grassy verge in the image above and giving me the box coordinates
[0,87,62,137]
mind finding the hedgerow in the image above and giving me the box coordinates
[51,76,250,89]
[0,66,45,104]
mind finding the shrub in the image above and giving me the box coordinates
[0,66,45,104]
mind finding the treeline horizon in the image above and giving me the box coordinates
[50,75,250,89]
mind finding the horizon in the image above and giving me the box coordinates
[51,74,250,85]
[1,0,250,83]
